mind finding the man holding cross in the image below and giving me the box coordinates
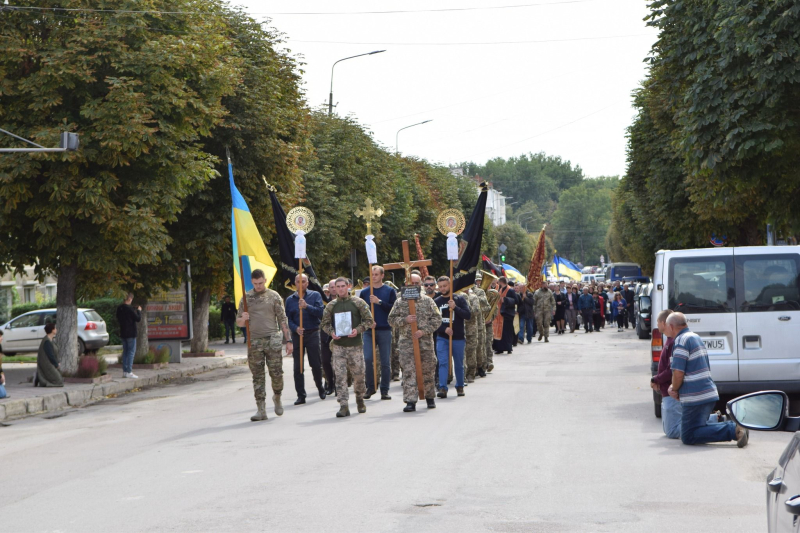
[359,265,397,401]
[434,276,471,398]
[388,272,441,412]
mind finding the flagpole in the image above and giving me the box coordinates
[238,256,252,354]
[449,259,454,375]
[299,258,304,374]
[369,264,378,389]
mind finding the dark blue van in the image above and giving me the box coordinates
[606,262,642,282]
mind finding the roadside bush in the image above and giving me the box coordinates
[11,301,55,319]
[133,346,169,365]
[75,355,107,378]
[208,308,224,340]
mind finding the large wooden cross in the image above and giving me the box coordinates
[384,240,432,400]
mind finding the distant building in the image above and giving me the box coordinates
[467,174,507,226]
[0,266,57,319]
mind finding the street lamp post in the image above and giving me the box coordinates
[329,50,386,115]
[396,120,432,155]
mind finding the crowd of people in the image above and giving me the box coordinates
[236,266,506,420]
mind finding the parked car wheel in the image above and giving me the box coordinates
[653,390,661,418]
[77,337,85,356]
[637,320,650,340]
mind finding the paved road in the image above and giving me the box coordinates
[1,329,785,532]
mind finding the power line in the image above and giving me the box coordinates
[4,1,594,16]
[291,34,652,46]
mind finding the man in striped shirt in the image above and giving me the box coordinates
[667,312,749,447]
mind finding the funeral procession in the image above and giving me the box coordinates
[2,0,800,531]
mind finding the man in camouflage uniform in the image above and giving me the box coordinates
[321,277,375,417]
[533,282,556,342]
[483,276,500,373]
[236,269,292,422]
[472,279,491,377]
[464,289,482,383]
[388,273,441,412]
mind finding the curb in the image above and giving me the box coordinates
[0,356,247,423]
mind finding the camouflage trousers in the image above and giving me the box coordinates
[464,328,479,379]
[397,336,436,402]
[333,344,367,407]
[535,312,551,339]
[391,327,401,379]
[484,324,494,367]
[476,319,486,370]
[247,336,284,402]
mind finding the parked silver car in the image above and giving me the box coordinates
[728,391,800,532]
[0,308,109,355]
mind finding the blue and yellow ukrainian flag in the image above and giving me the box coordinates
[502,263,527,285]
[229,160,277,304]
[550,254,582,281]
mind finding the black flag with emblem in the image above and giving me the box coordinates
[453,182,488,293]
[268,189,324,295]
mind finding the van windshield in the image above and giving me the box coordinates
[668,257,734,313]
[736,255,800,312]
[613,265,641,278]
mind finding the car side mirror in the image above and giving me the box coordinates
[727,391,799,432]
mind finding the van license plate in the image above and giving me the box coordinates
[701,338,727,353]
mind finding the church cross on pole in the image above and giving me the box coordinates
[383,240,432,400]
[355,198,383,236]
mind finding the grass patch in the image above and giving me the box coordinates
[1,355,37,363]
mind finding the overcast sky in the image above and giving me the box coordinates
[238,0,659,178]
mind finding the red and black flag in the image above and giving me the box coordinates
[268,186,324,295]
[453,182,488,293]
[482,255,505,278]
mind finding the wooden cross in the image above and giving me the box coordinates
[355,198,383,235]
[384,240,433,400]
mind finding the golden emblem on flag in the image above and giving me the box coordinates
[286,206,315,233]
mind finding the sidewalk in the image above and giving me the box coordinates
[0,343,247,422]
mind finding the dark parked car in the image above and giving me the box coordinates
[727,391,800,532]
[635,283,653,340]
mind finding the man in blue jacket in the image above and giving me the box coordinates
[577,286,595,333]
[360,266,398,400]
[285,274,326,404]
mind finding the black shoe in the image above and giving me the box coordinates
[477,367,486,378]
[294,397,306,405]
[437,388,447,399]
[403,402,416,412]
[364,389,375,399]
[506,350,512,354]
[426,398,436,408]
[232,340,236,343]
[494,351,503,354]
[318,388,326,400]
[224,340,229,344]
[381,393,391,400]
[456,387,465,397]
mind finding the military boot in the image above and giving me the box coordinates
[487,363,494,372]
[403,402,416,412]
[336,405,350,417]
[250,400,268,422]
[456,387,465,397]
[273,394,284,416]
[356,399,367,413]
[426,398,436,409]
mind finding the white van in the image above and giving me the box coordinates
[650,246,800,416]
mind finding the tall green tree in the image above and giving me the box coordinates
[550,178,617,265]
[611,0,800,265]
[0,1,238,372]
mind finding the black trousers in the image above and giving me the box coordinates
[320,333,334,387]
[224,319,236,342]
[581,310,593,332]
[291,329,323,399]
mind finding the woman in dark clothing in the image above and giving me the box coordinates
[554,291,567,334]
[493,284,517,354]
[36,323,63,387]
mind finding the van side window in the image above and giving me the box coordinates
[668,258,734,313]
[736,255,800,312]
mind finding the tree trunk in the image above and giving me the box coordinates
[134,297,149,358]
[190,287,210,353]
[55,263,79,375]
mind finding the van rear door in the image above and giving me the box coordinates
[666,250,738,382]
[734,250,800,382]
